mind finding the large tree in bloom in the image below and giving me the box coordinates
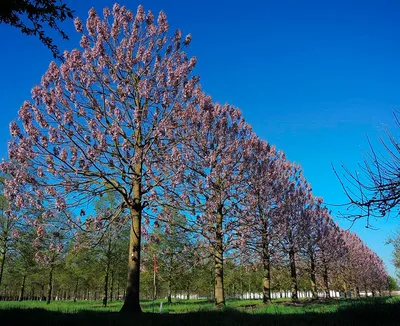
[1,4,199,313]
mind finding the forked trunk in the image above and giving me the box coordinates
[214,207,225,307]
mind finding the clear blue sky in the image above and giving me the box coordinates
[1,0,400,277]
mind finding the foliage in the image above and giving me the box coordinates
[0,0,74,59]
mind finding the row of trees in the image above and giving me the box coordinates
[0,4,389,313]
[0,190,390,306]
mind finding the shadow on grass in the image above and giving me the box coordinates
[1,299,399,326]
[141,299,213,307]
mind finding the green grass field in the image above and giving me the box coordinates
[0,297,399,325]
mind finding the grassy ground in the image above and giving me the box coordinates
[0,297,399,325]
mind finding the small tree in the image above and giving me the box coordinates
[387,276,398,296]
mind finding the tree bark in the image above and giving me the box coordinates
[120,117,143,313]
[18,275,27,301]
[110,270,114,302]
[103,264,110,307]
[214,206,225,307]
[103,231,112,307]
[0,231,8,289]
[310,254,318,300]
[289,247,298,301]
[323,261,330,299]
[262,228,271,304]
[120,203,142,313]
[167,266,172,304]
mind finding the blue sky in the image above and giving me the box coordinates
[1,0,400,276]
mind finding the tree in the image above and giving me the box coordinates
[241,138,285,303]
[276,162,311,301]
[0,0,74,60]
[387,276,397,296]
[92,191,127,307]
[334,111,400,224]
[146,212,194,304]
[0,177,10,289]
[387,228,400,279]
[174,100,253,307]
[1,4,199,313]
[10,228,38,301]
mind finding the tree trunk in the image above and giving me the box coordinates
[120,203,142,313]
[289,247,298,301]
[103,232,112,308]
[40,283,45,301]
[262,229,271,304]
[167,268,172,304]
[214,207,225,307]
[323,262,330,299]
[110,270,114,302]
[103,267,110,307]
[18,275,27,301]
[46,267,54,305]
[0,236,7,289]
[74,279,78,302]
[309,251,318,300]
[30,285,35,300]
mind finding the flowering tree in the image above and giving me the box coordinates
[317,219,345,298]
[301,196,325,299]
[276,162,311,301]
[1,4,199,313]
[171,98,253,306]
[241,138,286,303]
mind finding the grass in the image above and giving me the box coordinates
[0,296,399,325]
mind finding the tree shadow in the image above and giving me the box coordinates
[0,299,399,326]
